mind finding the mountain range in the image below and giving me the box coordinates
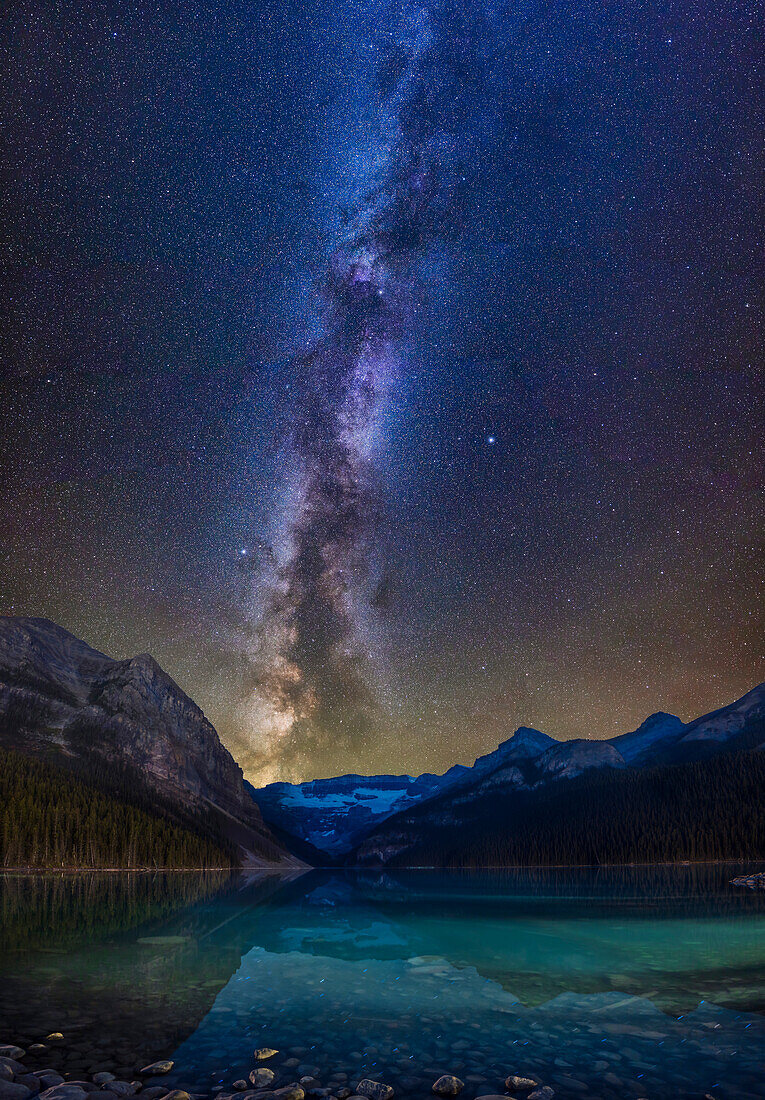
[251,684,765,864]
[0,615,762,868]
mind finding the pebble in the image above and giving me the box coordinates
[232,1084,248,1092]
[248,1070,275,1089]
[253,1054,278,1064]
[139,1067,173,1079]
[92,1077,115,1087]
[431,1078,463,1098]
[0,1084,31,1100]
[353,1084,393,1100]
[38,1088,88,1100]
[527,1089,554,1100]
[271,1089,304,1100]
[0,1053,25,1064]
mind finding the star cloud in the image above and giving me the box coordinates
[235,0,482,782]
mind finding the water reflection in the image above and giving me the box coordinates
[0,866,764,1099]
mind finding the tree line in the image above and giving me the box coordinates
[386,749,765,867]
[0,748,237,869]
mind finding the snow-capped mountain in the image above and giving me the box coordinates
[251,726,555,857]
[250,682,765,862]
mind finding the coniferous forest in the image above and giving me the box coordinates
[382,750,765,868]
[0,749,237,869]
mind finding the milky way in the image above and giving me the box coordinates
[236,0,482,781]
[4,0,761,782]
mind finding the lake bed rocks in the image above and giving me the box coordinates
[432,1077,464,1097]
[247,1072,274,1090]
[0,1024,748,1100]
[352,1083,393,1100]
[0,1082,33,1100]
[253,1054,277,1064]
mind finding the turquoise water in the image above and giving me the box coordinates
[1,866,764,1099]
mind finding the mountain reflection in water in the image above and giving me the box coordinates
[0,866,763,1100]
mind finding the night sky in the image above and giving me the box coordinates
[1,0,762,783]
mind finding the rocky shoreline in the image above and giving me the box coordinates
[0,1035,720,1100]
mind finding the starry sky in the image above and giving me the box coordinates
[1,0,762,783]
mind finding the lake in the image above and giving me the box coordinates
[1,866,764,1100]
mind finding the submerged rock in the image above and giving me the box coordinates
[432,1078,463,1097]
[505,1079,537,1092]
[0,1053,25,1064]
[139,1066,173,1078]
[253,1053,278,1063]
[248,1070,275,1089]
[271,1089,304,1100]
[354,1084,393,1100]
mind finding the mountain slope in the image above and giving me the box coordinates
[0,746,237,868]
[0,616,297,866]
[351,682,765,866]
[251,727,556,856]
[353,750,765,867]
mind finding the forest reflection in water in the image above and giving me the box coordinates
[0,864,763,1099]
